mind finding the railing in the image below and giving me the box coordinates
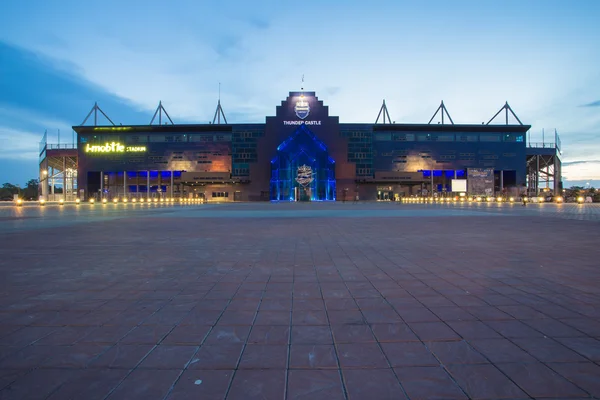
[527,142,557,149]
[46,143,77,150]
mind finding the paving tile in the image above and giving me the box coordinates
[511,337,588,362]
[0,369,27,391]
[395,366,467,399]
[37,343,110,368]
[343,368,406,399]
[467,338,539,363]
[429,306,478,321]
[0,368,77,400]
[227,369,286,399]
[560,318,600,337]
[289,344,338,369]
[408,321,462,341]
[555,337,600,360]
[328,310,366,324]
[105,368,180,400]
[337,342,389,368]
[238,344,288,369]
[138,345,196,369]
[447,364,528,399]
[254,311,291,325]
[79,325,134,344]
[34,326,96,345]
[361,309,403,324]
[90,344,154,368]
[186,344,244,370]
[178,310,222,326]
[549,362,600,397]
[331,324,376,343]
[291,325,333,344]
[293,299,326,311]
[165,369,233,400]
[245,325,288,345]
[497,362,588,398]
[446,321,502,339]
[161,325,211,345]
[47,369,129,400]
[203,325,251,344]
[287,369,345,400]
[0,326,56,346]
[427,340,488,365]
[522,318,588,338]
[380,342,439,367]
[395,307,441,322]
[258,298,292,311]
[292,310,329,325]
[217,310,256,325]
[485,320,546,338]
[371,323,420,342]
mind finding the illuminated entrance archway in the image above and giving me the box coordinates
[270,124,336,201]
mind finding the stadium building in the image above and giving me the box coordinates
[38,90,562,202]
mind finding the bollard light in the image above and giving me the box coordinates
[39,199,46,206]
[59,198,64,205]
[75,198,81,204]
[16,198,23,206]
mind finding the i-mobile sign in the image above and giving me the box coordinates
[85,142,147,153]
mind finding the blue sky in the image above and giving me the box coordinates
[1,0,599,187]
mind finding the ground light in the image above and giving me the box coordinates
[132,198,137,203]
[39,199,46,206]
[102,198,107,204]
[556,196,563,203]
[509,197,515,202]
[89,198,95,204]
[112,198,118,204]
[16,199,23,206]
[577,196,584,203]
[75,198,81,205]
[123,198,128,203]
[59,199,64,205]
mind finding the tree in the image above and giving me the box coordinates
[23,179,39,200]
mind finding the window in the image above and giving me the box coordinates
[459,134,478,142]
[480,134,500,142]
[434,134,455,142]
[416,134,431,141]
[212,192,228,198]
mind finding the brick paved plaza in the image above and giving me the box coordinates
[1,202,599,399]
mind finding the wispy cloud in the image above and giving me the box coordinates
[563,159,600,166]
[0,127,42,160]
[580,100,600,107]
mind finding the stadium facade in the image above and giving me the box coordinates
[39,91,562,202]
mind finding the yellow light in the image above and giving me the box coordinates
[497,197,503,202]
[140,198,144,203]
[476,197,481,202]
[577,196,584,203]
[102,198,107,204]
[153,198,158,202]
[538,197,544,202]
[132,198,137,203]
[556,196,563,203]
[509,197,514,202]
[89,198,95,204]
[147,198,152,203]
[123,198,128,203]
[39,199,46,206]
[59,199,64,205]
[160,198,164,202]
[16,199,23,206]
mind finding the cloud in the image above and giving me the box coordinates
[580,100,600,107]
[563,159,600,166]
[0,127,42,160]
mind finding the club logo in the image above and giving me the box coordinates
[294,96,310,119]
[295,165,314,187]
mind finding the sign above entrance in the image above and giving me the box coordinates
[84,142,147,154]
[295,96,310,119]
